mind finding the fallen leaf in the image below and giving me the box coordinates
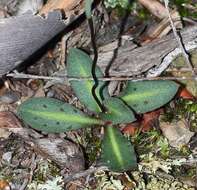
[122,108,163,135]
[142,108,163,132]
[178,88,195,100]
[0,111,22,138]
[122,122,140,136]
[0,179,10,190]
[160,120,194,148]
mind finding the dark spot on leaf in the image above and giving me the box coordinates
[34,117,38,120]
[133,88,137,91]
[60,108,64,112]
[74,109,78,113]
[144,101,148,104]
[56,122,60,125]
[133,104,138,107]
[43,124,47,127]
[43,104,47,108]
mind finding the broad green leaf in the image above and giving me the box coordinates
[17,97,103,133]
[99,97,136,124]
[67,48,108,113]
[120,80,179,113]
[100,126,137,171]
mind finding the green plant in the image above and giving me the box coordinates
[17,48,179,172]
[17,0,179,172]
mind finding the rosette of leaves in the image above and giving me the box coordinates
[18,48,179,172]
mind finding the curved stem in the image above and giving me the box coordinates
[88,18,105,112]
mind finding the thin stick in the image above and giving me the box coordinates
[163,0,196,76]
[63,166,108,183]
[167,68,197,72]
[6,72,197,81]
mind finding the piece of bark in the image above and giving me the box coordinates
[0,10,80,77]
[138,0,168,19]
[34,137,85,171]
[97,25,197,76]
[0,111,22,129]
[0,111,21,138]
[0,9,196,78]
[9,125,85,171]
[1,111,85,171]
[143,10,182,42]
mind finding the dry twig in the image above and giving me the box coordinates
[163,0,196,76]
[63,166,108,183]
[6,72,197,82]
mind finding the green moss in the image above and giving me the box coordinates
[32,160,60,183]
[0,168,13,181]
[172,165,196,179]
[48,162,60,177]
[162,99,197,131]
[133,129,170,158]
[85,128,102,164]
[156,137,170,158]
[170,0,197,18]
[179,145,192,156]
